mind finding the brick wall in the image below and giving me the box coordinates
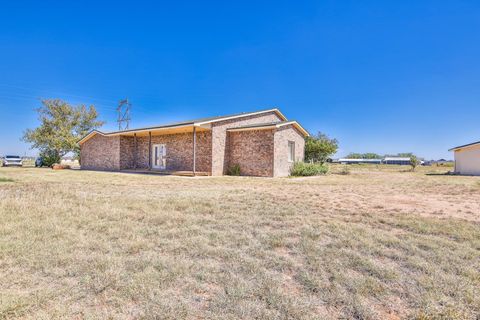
[273,125,305,177]
[80,134,121,170]
[133,131,212,172]
[81,131,211,172]
[227,129,275,177]
[211,111,283,176]
[120,136,134,169]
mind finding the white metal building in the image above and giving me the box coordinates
[449,141,480,175]
[338,158,382,164]
[383,157,411,165]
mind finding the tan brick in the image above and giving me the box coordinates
[211,111,283,176]
[226,129,275,177]
[274,125,305,177]
[81,135,121,170]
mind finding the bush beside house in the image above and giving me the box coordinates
[290,162,328,176]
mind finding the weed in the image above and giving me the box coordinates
[226,164,241,176]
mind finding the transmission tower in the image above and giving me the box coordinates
[117,98,131,130]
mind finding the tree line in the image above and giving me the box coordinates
[345,152,416,159]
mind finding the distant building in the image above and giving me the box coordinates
[449,140,480,175]
[334,156,413,165]
[383,157,411,165]
[338,158,382,164]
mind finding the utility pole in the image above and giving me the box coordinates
[117,98,131,131]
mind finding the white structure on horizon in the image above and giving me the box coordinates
[449,140,480,175]
[335,156,414,165]
[338,158,382,164]
[383,157,412,165]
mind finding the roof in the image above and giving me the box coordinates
[338,158,382,162]
[449,140,480,151]
[78,108,290,144]
[226,120,310,137]
[383,157,411,161]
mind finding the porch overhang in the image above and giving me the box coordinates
[78,124,210,144]
[116,124,210,137]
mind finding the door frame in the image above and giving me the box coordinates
[151,143,166,170]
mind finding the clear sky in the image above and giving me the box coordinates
[1,1,479,159]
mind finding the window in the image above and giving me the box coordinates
[288,141,295,162]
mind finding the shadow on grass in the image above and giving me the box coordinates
[425,172,456,176]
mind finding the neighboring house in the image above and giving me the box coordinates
[449,140,480,175]
[78,108,309,177]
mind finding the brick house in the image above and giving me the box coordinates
[79,108,309,177]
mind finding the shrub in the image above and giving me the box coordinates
[339,165,351,175]
[226,164,241,176]
[40,149,61,167]
[290,162,328,176]
[410,155,420,171]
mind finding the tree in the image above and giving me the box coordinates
[396,152,415,158]
[346,152,381,159]
[363,152,381,159]
[23,99,104,165]
[410,155,420,171]
[346,153,363,159]
[305,132,338,164]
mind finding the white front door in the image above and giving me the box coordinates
[152,144,166,170]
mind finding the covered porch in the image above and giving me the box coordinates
[118,124,212,176]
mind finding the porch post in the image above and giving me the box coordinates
[148,131,152,170]
[193,126,197,176]
[133,133,137,169]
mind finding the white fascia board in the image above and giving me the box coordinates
[276,121,310,137]
[78,130,105,144]
[194,123,212,129]
[449,142,480,152]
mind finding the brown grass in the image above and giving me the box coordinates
[0,166,479,319]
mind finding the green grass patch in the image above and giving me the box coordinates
[0,177,14,183]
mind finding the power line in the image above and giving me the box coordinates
[0,83,154,113]
[0,83,118,105]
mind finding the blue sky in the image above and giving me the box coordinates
[1,1,479,159]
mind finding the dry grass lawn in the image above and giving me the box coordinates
[0,165,479,319]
